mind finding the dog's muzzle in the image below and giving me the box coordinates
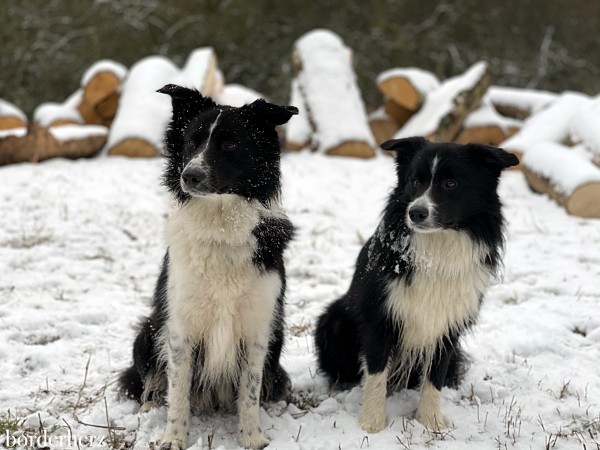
[181,166,208,195]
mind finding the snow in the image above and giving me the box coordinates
[522,142,600,195]
[80,59,128,87]
[488,86,559,115]
[216,84,264,108]
[464,97,522,130]
[33,90,84,127]
[295,29,375,152]
[0,99,27,122]
[501,92,590,155]
[376,67,440,94]
[1,152,599,449]
[103,56,178,154]
[0,127,27,139]
[285,79,312,148]
[570,96,600,156]
[394,62,488,139]
[48,125,108,142]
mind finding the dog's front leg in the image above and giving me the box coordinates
[358,323,392,433]
[238,338,270,449]
[160,328,194,450]
[415,337,456,430]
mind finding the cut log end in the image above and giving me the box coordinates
[326,141,375,159]
[455,125,520,146]
[384,99,414,127]
[0,117,27,130]
[523,166,600,218]
[378,77,422,111]
[83,71,121,107]
[285,140,308,152]
[107,138,161,157]
[370,117,400,147]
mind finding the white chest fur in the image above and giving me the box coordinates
[386,230,491,351]
[164,195,281,381]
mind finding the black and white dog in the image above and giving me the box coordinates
[119,84,298,450]
[315,137,518,432]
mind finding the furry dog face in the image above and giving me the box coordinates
[382,137,519,234]
[158,84,298,205]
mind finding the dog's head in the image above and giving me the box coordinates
[158,84,298,205]
[381,137,519,233]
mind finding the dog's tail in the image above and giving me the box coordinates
[315,297,362,387]
[118,366,144,401]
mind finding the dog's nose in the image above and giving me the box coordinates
[408,206,429,223]
[181,167,206,189]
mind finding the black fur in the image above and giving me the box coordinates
[315,137,518,393]
[119,85,298,407]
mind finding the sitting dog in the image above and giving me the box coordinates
[315,137,518,432]
[119,84,298,450]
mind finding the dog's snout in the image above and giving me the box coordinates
[408,206,429,223]
[181,167,206,189]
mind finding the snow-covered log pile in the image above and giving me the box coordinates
[393,62,491,141]
[487,86,558,120]
[500,92,600,217]
[291,29,376,158]
[104,47,223,157]
[0,123,107,166]
[285,79,312,151]
[0,100,27,130]
[455,97,522,146]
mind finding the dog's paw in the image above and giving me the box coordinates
[240,430,269,449]
[415,408,448,431]
[158,439,185,450]
[139,401,159,413]
[358,410,387,434]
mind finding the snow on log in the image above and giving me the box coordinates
[0,99,27,130]
[488,86,558,119]
[78,59,127,125]
[501,92,590,162]
[522,142,600,218]
[570,97,600,166]
[456,97,521,146]
[0,123,107,166]
[285,79,311,151]
[34,90,84,127]
[393,62,491,142]
[216,84,264,107]
[376,68,440,111]
[369,107,400,148]
[103,56,178,157]
[294,29,375,158]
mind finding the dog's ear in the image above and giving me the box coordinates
[157,84,217,125]
[381,137,427,163]
[466,144,519,171]
[246,99,299,126]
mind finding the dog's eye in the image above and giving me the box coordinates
[222,141,237,151]
[412,178,420,188]
[444,179,459,190]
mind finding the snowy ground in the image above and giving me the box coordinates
[1,152,599,450]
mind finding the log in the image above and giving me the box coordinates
[77,60,127,126]
[487,86,558,120]
[502,92,590,164]
[0,123,107,166]
[293,29,375,158]
[376,68,440,111]
[369,107,400,148]
[522,142,600,218]
[180,47,219,96]
[285,78,311,151]
[383,98,414,127]
[394,62,492,142]
[569,97,600,167]
[107,138,159,157]
[0,99,27,130]
[455,97,521,146]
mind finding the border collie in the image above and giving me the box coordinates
[315,137,518,432]
[119,84,298,450]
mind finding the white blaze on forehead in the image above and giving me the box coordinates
[185,111,222,170]
[430,156,439,178]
